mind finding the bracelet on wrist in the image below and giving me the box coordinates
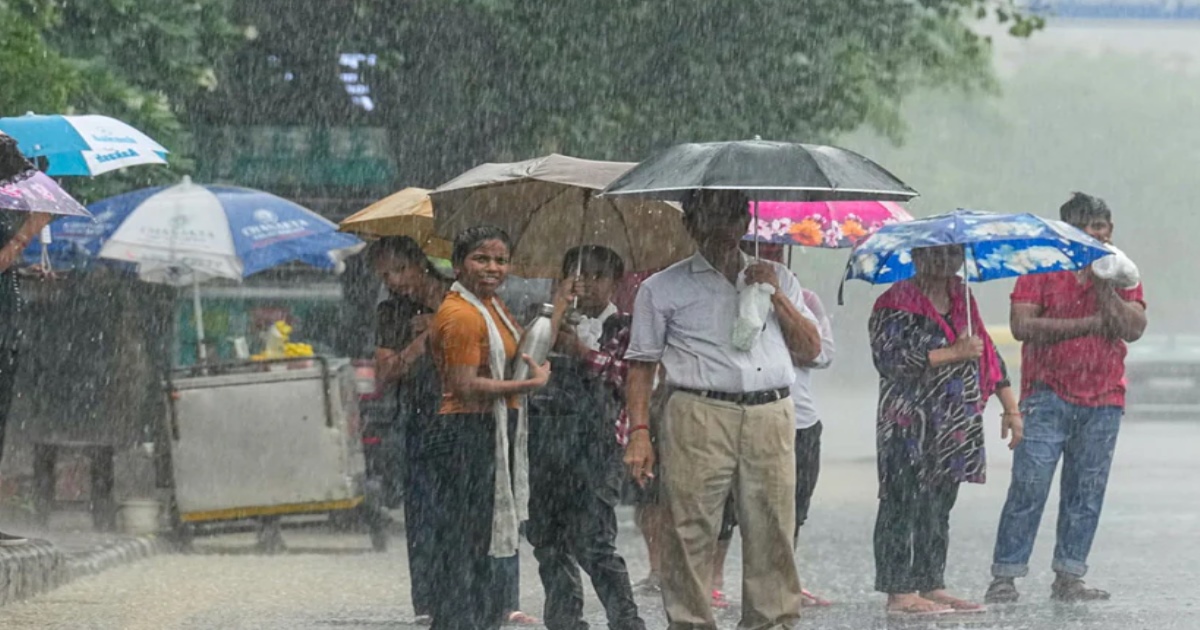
[628,424,650,435]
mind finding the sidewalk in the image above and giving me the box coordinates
[0,510,169,606]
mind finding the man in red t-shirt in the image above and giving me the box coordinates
[986,193,1147,604]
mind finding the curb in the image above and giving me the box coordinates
[0,540,65,606]
[0,535,172,607]
[64,535,173,582]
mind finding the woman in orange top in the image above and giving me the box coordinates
[427,225,552,630]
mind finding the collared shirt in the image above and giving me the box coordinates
[791,288,834,430]
[576,304,635,445]
[626,252,817,393]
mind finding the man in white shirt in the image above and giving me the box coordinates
[710,245,837,611]
[624,190,822,629]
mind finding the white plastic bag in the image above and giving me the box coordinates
[732,282,775,351]
[1092,243,1140,289]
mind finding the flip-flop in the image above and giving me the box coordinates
[800,589,833,607]
[504,611,541,626]
[886,603,954,617]
[927,596,987,613]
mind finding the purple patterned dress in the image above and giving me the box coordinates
[869,307,1009,495]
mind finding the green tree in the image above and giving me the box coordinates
[0,0,243,201]
[200,0,1041,192]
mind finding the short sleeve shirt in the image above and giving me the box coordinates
[625,252,816,393]
[1012,271,1146,408]
[431,292,520,414]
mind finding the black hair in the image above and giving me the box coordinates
[1059,192,1112,226]
[451,225,513,267]
[680,189,751,235]
[561,245,625,280]
[366,236,436,274]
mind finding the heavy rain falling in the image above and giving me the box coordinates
[0,1,1195,628]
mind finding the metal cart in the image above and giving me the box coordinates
[160,356,388,552]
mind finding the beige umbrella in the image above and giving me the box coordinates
[431,154,694,279]
[339,187,453,259]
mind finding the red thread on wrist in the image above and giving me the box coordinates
[629,424,650,435]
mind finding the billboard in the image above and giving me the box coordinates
[1028,1,1200,19]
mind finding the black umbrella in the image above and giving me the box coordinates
[0,132,36,186]
[599,138,918,203]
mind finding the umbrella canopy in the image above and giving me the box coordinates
[0,113,168,176]
[599,139,918,202]
[1,171,91,217]
[431,153,694,278]
[743,200,913,249]
[338,187,452,259]
[845,209,1112,285]
[95,177,363,285]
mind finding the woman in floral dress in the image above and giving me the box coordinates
[869,244,1023,615]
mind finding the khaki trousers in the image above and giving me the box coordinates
[659,391,802,630]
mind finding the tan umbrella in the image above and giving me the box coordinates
[339,187,453,259]
[431,154,694,279]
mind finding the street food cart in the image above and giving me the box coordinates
[161,356,388,552]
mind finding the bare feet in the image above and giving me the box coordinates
[922,589,987,612]
[886,593,951,615]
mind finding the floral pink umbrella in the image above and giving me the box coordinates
[744,200,913,249]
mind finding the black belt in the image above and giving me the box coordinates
[677,387,789,407]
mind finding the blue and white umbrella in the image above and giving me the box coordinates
[0,113,169,176]
[83,178,363,360]
[842,209,1113,333]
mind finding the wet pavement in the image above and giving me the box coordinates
[0,409,1196,629]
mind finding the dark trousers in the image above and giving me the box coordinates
[405,449,437,616]
[874,446,960,594]
[425,412,520,630]
[793,422,823,538]
[527,418,644,630]
[0,349,17,458]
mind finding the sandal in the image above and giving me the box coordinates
[1051,578,1111,602]
[886,601,953,617]
[800,588,832,607]
[985,578,1020,604]
[504,611,541,625]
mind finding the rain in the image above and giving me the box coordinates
[0,1,1196,629]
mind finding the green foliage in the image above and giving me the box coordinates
[206,0,1041,189]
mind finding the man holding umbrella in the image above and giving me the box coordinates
[623,189,822,628]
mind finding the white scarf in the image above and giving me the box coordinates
[576,302,618,351]
[450,281,528,558]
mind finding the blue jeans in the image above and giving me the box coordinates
[991,389,1122,579]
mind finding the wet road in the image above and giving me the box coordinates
[2,407,1197,629]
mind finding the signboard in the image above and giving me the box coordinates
[194,125,396,192]
[1028,0,1200,19]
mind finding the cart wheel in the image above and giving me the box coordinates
[256,517,286,555]
[369,521,389,552]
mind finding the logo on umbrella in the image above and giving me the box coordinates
[254,209,279,224]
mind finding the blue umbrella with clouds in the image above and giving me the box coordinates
[841,209,1114,333]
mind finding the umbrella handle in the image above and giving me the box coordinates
[963,247,973,337]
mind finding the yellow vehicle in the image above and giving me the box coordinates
[987,323,1022,374]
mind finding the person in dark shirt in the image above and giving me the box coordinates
[527,245,645,630]
[0,208,54,546]
[369,236,450,622]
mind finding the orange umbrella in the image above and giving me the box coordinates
[339,187,452,259]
